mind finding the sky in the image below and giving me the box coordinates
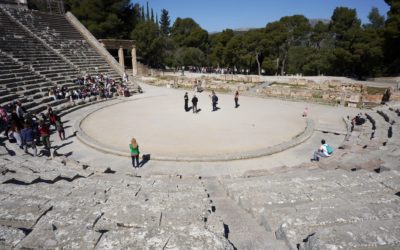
[133,0,390,33]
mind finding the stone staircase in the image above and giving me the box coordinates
[221,167,400,249]
[0,6,140,114]
[0,144,233,249]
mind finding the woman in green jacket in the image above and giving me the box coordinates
[129,137,140,169]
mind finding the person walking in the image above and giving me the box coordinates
[21,123,37,156]
[211,91,218,111]
[192,94,198,113]
[129,137,140,176]
[55,116,65,140]
[38,121,51,154]
[234,91,239,108]
[184,92,189,112]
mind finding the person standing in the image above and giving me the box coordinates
[55,116,65,140]
[38,121,51,153]
[184,92,189,112]
[211,91,218,111]
[0,105,9,136]
[21,123,37,156]
[192,94,198,113]
[129,137,140,175]
[234,91,239,108]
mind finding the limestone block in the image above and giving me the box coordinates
[0,226,25,248]
[96,225,234,250]
[0,195,51,229]
[299,219,400,249]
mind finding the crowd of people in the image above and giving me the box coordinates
[186,66,237,75]
[47,72,132,104]
[184,90,240,114]
[0,72,134,157]
[0,102,64,157]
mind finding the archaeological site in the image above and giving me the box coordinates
[0,0,399,249]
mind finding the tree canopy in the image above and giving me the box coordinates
[62,1,399,77]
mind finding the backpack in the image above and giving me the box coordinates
[326,144,333,155]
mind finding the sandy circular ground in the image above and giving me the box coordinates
[80,90,307,158]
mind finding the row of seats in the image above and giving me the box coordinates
[0,147,232,249]
[218,107,400,249]
[5,8,121,80]
[0,7,132,114]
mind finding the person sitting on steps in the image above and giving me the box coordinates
[311,139,333,161]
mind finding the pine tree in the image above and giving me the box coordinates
[159,9,171,36]
[151,8,154,23]
[146,1,150,21]
[156,13,159,27]
[141,5,145,21]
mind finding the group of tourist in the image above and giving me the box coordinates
[47,72,131,104]
[0,102,65,157]
[186,66,238,75]
[184,90,240,113]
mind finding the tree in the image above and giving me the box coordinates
[243,29,265,75]
[64,0,133,39]
[384,0,400,74]
[146,1,150,21]
[175,47,206,67]
[329,7,362,76]
[151,8,154,23]
[366,7,385,29]
[159,9,171,36]
[171,18,208,52]
[264,15,311,75]
[131,21,163,67]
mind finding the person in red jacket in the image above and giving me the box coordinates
[38,121,51,151]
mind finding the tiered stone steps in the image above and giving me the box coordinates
[0,149,233,249]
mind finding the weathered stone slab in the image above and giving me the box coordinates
[0,195,51,229]
[2,172,40,184]
[299,219,400,249]
[0,225,26,248]
[96,225,234,249]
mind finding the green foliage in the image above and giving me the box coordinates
[159,9,171,36]
[171,18,208,52]
[64,1,399,77]
[64,0,135,39]
[131,21,163,67]
[384,0,400,74]
[366,7,385,29]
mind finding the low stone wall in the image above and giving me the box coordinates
[141,75,258,93]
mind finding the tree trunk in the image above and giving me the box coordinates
[255,52,261,76]
[281,54,287,76]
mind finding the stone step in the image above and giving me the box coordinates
[204,178,288,250]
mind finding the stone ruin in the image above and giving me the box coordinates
[1,4,400,250]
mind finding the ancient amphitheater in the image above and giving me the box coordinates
[1,3,400,250]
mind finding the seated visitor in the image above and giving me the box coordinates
[311,139,333,161]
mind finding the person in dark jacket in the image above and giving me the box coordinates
[211,91,218,111]
[184,92,189,111]
[192,95,198,113]
[21,123,37,156]
[234,91,239,108]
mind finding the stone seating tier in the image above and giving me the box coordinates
[0,147,232,249]
[4,7,124,83]
[221,167,400,249]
